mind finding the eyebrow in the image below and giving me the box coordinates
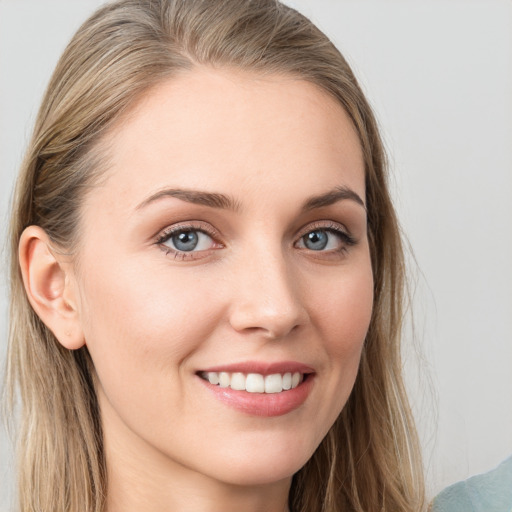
[136,188,240,211]
[302,186,366,211]
[135,185,365,212]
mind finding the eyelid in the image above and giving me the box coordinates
[294,220,357,255]
[295,220,354,241]
[155,221,220,242]
[153,219,356,261]
[155,221,223,259]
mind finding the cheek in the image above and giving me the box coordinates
[317,260,373,350]
[289,257,373,445]
[312,257,374,391]
[76,257,221,400]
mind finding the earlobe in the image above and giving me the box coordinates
[18,226,85,350]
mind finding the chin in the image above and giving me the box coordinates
[213,461,302,488]
[194,434,318,487]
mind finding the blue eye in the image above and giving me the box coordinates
[302,230,329,250]
[172,231,199,251]
[297,227,354,252]
[160,228,215,253]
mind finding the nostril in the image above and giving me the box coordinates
[227,260,309,338]
[228,302,307,339]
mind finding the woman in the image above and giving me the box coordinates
[4,0,426,511]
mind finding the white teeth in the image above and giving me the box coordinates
[230,372,246,391]
[203,371,304,393]
[265,374,282,393]
[207,372,219,385]
[218,372,230,388]
[246,373,265,393]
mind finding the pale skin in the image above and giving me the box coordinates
[19,68,373,512]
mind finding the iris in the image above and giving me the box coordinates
[172,231,199,251]
[303,230,329,251]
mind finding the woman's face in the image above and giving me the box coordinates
[73,68,373,488]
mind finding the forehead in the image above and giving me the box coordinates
[90,67,365,213]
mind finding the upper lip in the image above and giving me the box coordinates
[197,361,314,376]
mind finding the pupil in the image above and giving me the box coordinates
[173,231,198,251]
[305,230,328,250]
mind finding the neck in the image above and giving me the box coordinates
[106,465,291,512]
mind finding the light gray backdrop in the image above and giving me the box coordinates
[1,0,511,509]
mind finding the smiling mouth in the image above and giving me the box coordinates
[198,371,308,394]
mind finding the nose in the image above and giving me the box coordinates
[228,248,308,340]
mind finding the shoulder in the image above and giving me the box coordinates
[431,456,512,512]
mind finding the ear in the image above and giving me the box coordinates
[18,226,85,350]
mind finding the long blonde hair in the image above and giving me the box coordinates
[5,1,425,510]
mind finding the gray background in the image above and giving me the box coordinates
[1,0,511,508]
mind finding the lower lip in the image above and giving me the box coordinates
[198,375,314,417]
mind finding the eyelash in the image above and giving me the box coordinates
[156,222,221,261]
[155,221,356,261]
[295,221,356,254]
